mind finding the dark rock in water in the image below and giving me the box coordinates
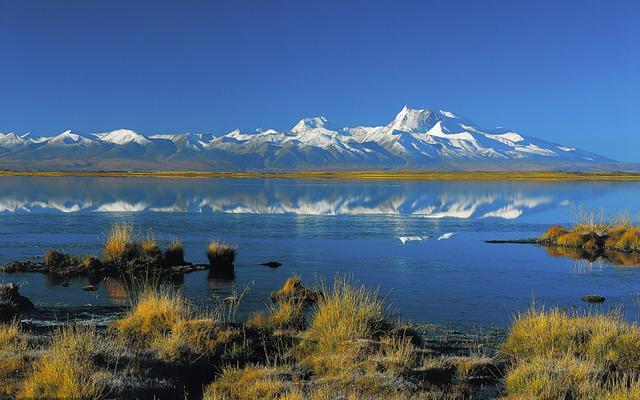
[0,283,35,322]
[83,285,97,292]
[260,261,282,268]
[485,239,538,244]
[582,295,605,303]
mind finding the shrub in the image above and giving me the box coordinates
[19,325,105,399]
[163,237,185,266]
[111,288,189,346]
[207,241,235,268]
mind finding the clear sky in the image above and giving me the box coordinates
[1,0,638,161]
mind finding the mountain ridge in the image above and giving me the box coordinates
[0,106,629,172]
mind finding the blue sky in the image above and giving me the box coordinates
[1,0,638,161]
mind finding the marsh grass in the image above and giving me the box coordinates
[207,241,236,268]
[19,325,106,399]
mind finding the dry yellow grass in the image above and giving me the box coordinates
[501,308,640,371]
[296,279,392,377]
[504,355,601,400]
[247,300,305,331]
[203,366,290,400]
[540,225,568,242]
[303,279,386,352]
[0,322,28,395]
[103,222,135,262]
[151,318,237,362]
[112,286,238,361]
[112,288,189,345]
[501,308,640,399]
[140,230,159,253]
[19,325,105,399]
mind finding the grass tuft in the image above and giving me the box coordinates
[103,222,137,264]
[271,276,320,305]
[111,287,189,346]
[207,241,236,268]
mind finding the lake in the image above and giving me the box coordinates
[1,176,640,328]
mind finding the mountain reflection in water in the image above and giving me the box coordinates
[0,176,610,220]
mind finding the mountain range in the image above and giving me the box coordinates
[0,107,625,171]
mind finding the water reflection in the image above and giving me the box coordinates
[545,245,640,267]
[0,176,614,220]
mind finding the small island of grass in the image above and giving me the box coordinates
[539,211,640,263]
[0,223,228,280]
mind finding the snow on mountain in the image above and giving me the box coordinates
[47,130,97,146]
[0,132,27,148]
[0,106,614,170]
[96,129,151,145]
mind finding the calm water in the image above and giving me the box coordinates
[1,176,640,327]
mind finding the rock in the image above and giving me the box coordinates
[581,295,605,303]
[83,285,97,292]
[260,261,282,268]
[0,283,35,322]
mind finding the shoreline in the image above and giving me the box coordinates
[2,169,640,181]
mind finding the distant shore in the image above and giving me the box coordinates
[2,170,640,181]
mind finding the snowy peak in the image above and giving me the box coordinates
[291,116,333,133]
[389,106,441,133]
[48,130,96,145]
[96,129,151,145]
[0,132,27,147]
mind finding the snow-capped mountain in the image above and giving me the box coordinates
[0,107,618,171]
